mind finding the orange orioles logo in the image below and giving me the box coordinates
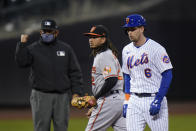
[103,66,111,75]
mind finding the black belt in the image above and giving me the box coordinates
[131,92,157,97]
[98,90,119,99]
[110,90,119,94]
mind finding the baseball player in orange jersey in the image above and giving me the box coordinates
[122,14,173,131]
[84,25,127,131]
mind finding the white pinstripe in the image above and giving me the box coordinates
[126,95,168,131]
[122,39,172,131]
[122,39,172,93]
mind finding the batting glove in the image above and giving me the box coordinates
[123,101,128,118]
[149,99,161,116]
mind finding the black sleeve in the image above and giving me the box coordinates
[68,47,84,96]
[15,42,33,67]
[94,77,118,99]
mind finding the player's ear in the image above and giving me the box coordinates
[140,26,145,32]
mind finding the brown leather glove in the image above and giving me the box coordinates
[71,95,97,109]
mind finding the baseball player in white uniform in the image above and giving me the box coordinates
[122,14,173,131]
[84,25,127,131]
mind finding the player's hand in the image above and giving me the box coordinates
[86,107,94,118]
[149,99,161,116]
[21,34,29,43]
[71,94,80,107]
[71,95,97,109]
[123,101,128,118]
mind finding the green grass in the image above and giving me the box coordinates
[0,114,196,131]
[169,115,196,131]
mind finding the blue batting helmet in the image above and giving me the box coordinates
[123,14,146,28]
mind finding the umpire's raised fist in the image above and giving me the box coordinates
[21,34,29,43]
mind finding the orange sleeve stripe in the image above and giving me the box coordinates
[104,74,118,79]
[125,94,130,100]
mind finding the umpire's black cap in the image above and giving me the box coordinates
[84,25,109,37]
[41,19,58,30]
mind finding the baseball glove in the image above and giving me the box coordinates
[71,95,97,109]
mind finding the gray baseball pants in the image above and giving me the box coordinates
[30,89,70,131]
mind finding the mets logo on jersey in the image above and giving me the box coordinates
[162,55,170,63]
[103,66,111,75]
[127,53,149,69]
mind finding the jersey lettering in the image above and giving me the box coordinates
[127,53,149,69]
[92,67,96,86]
[92,67,96,73]
[144,68,152,78]
[92,76,95,86]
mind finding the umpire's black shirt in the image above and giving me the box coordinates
[15,39,83,95]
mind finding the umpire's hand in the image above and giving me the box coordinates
[21,34,29,43]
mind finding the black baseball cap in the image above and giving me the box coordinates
[41,19,58,30]
[84,25,109,37]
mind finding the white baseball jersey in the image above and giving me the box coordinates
[122,38,173,93]
[122,38,173,131]
[91,49,123,96]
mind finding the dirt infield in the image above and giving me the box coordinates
[0,107,89,120]
[0,101,196,120]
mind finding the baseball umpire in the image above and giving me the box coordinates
[15,19,84,131]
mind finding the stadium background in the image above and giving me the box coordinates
[0,0,196,130]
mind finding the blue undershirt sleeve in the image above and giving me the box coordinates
[123,73,131,94]
[155,69,173,101]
